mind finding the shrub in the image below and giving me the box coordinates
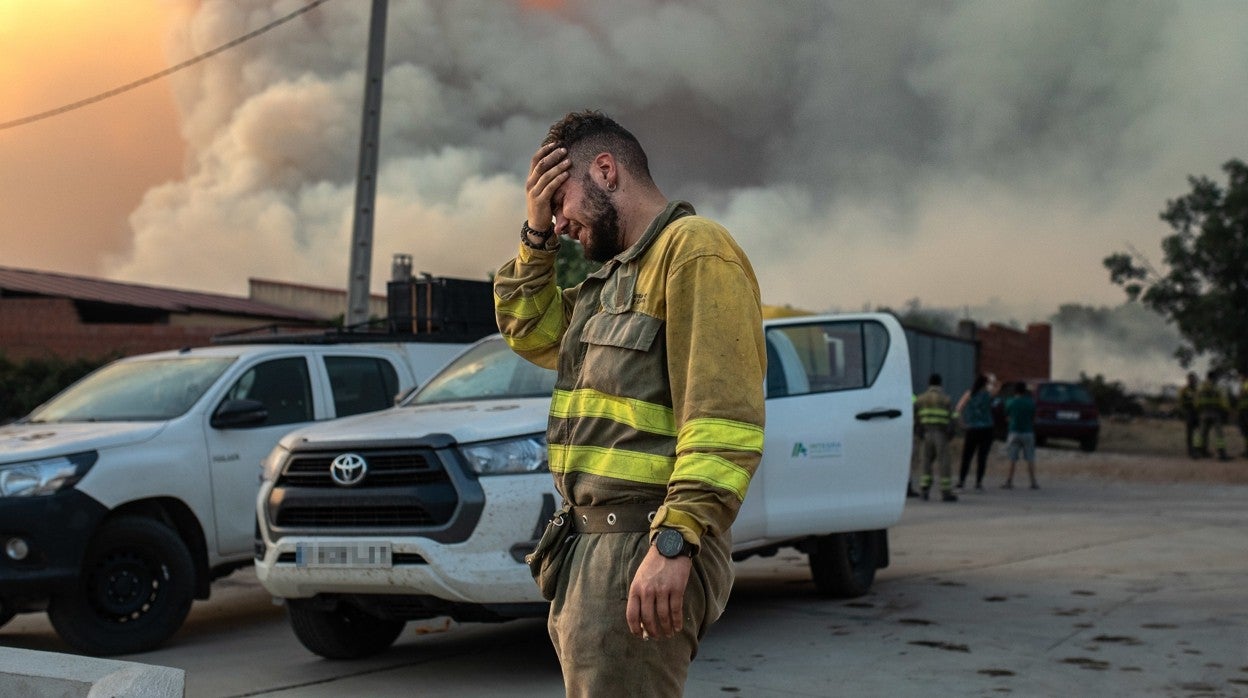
[0,354,109,423]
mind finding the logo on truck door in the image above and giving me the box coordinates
[330,453,368,486]
[791,441,843,459]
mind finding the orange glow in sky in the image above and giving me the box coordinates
[0,1,192,276]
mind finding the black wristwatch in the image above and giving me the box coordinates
[654,528,693,558]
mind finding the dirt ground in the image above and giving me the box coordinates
[949,416,1248,486]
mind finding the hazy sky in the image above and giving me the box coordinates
[2,0,1246,384]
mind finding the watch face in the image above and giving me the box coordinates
[656,529,685,558]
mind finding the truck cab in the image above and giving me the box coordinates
[255,313,912,659]
[0,338,467,656]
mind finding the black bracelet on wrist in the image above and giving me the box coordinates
[521,221,555,250]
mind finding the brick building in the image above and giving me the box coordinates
[959,320,1052,386]
[0,266,324,362]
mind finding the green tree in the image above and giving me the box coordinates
[1104,158,1248,373]
[555,240,599,289]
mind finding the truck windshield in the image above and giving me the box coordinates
[408,338,556,405]
[27,357,235,423]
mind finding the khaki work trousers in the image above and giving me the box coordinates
[919,426,953,490]
[548,530,711,698]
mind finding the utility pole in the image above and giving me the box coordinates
[344,0,389,329]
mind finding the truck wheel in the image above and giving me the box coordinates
[48,517,195,656]
[1080,435,1098,452]
[0,600,15,629]
[809,531,879,598]
[287,598,405,659]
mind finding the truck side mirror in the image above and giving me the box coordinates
[211,399,269,429]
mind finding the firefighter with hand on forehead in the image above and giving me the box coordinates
[494,110,766,697]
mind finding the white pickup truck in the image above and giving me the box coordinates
[255,313,913,659]
[0,337,468,655]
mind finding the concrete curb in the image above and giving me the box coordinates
[0,647,184,697]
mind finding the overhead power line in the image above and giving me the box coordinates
[0,0,333,131]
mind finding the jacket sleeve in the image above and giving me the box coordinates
[650,238,767,550]
[493,241,577,369]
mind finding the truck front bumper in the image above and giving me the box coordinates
[256,475,555,607]
[0,489,108,606]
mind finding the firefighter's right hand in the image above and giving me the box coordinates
[526,143,570,233]
[626,545,692,640]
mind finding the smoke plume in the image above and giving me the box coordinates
[105,0,1248,343]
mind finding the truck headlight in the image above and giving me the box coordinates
[260,445,290,483]
[460,435,548,476]
[0,452,97,497]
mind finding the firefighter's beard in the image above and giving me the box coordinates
[580,176,624,263]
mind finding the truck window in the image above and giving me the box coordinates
[225,358,313,426]
[410,337,556,404]
[27,357,234,423]
[325,356,400,417]
[765,320,890,398]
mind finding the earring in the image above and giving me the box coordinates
[607,182,617,192]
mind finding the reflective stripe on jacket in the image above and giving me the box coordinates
[1195,380,1229,413]
[494,200,767,554]
[914,386,953,427]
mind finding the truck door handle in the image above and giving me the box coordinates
[855,408,903,421]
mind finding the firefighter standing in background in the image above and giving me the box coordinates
[905,393,922,498]
[1237,372,1248,458]
[914,373,958,502]
[1193,369,1231,461]
[1178,372,1200,458]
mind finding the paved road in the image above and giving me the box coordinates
[3,475,1247,697]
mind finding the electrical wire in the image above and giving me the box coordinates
[0,0,334,131]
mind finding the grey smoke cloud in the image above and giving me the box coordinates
[109,0,1248,362]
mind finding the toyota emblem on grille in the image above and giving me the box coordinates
[329,453,367,486]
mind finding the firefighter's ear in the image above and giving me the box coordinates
[591,152,617,192]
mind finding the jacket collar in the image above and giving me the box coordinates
[588,200,695,280]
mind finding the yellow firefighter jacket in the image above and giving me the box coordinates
[914,386,954,430]
[1195,379,1229,415]
[494,201,766,566]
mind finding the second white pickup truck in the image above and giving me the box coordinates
[255,313,912,659]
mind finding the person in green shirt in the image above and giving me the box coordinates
[1002,382,1038,490]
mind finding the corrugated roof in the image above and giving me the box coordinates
[0,265,322,321]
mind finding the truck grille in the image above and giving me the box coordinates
[268,446,464,530]
[276,503,440,527]
[278,450,447,488]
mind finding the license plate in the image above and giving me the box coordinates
[1056,410,1080,420]
[296,542,392,568]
